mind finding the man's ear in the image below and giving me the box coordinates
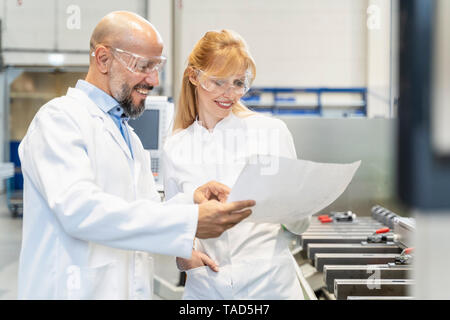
[93,46,111,74]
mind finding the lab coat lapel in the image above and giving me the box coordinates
[102,120,133,161]
[67,88,133,160]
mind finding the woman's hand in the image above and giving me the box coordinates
[176,250,219,272]
[194,181,231,204]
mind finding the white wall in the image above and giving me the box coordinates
[172,0,396,118]
[149,0,173,96]
[174,0,368,90]
[0,0,147,52]
[366,0,394,118]
[0,0,397,165]
[0,0,151,194]
[1,0,57,50]
[0,0,396,117]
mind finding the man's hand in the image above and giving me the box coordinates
[194,181,231,204]
[176,250,219,272]
[196,199,255,239]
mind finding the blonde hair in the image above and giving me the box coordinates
[173,29,256,131]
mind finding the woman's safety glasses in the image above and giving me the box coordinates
[196,69,252,96]
[92,46,166,75]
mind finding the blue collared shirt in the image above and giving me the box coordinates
[75,80,133,158]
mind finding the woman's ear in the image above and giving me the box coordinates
[188,67,199,86]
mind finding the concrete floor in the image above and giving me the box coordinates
[0,193,22,300]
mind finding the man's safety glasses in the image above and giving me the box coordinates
[92,46,166,75]
[196,69,252,96]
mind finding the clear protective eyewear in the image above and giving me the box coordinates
[196,69,252,96]
[91,46,166,75]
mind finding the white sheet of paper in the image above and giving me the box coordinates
[228,156,361,224]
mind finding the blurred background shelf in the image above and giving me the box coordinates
[242,87,367,117]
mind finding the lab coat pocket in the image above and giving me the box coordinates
[183,266,222,300]
[240,256,302,300]
[131,254,154,300]
[60,261,119,300]
[258,256,302,300]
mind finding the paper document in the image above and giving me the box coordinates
[228,156,361,224]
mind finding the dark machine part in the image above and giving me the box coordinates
[366,228,393,244]
[371,205,399,229]
[366,234,389,244]
[301,235,371,249]
[331,211,355,222]
[334,279,414,300]
[390,248,414,266]
[315,213,383,225]
[323,265,412,294]
[398,0,450,209]
[314,253,399,273]
[301,205,414,299]
[307,243,402,261]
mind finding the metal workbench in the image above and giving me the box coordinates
[296,206,414,300]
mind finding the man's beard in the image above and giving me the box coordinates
[116,83,153,119]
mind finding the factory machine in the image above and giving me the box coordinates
[295,206,415,300]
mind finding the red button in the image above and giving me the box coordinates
[321,217,333,223]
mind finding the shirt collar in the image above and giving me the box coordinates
[75,80,120,114]
[194,111,236,133]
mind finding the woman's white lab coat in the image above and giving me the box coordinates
[163,112,311,300]
[18,87,198,299]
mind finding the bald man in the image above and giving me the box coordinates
[17,11,254,300]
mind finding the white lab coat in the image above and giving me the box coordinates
[18,87,198,300]
[163,112,311,300]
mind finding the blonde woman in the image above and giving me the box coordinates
[163,30,310,299]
